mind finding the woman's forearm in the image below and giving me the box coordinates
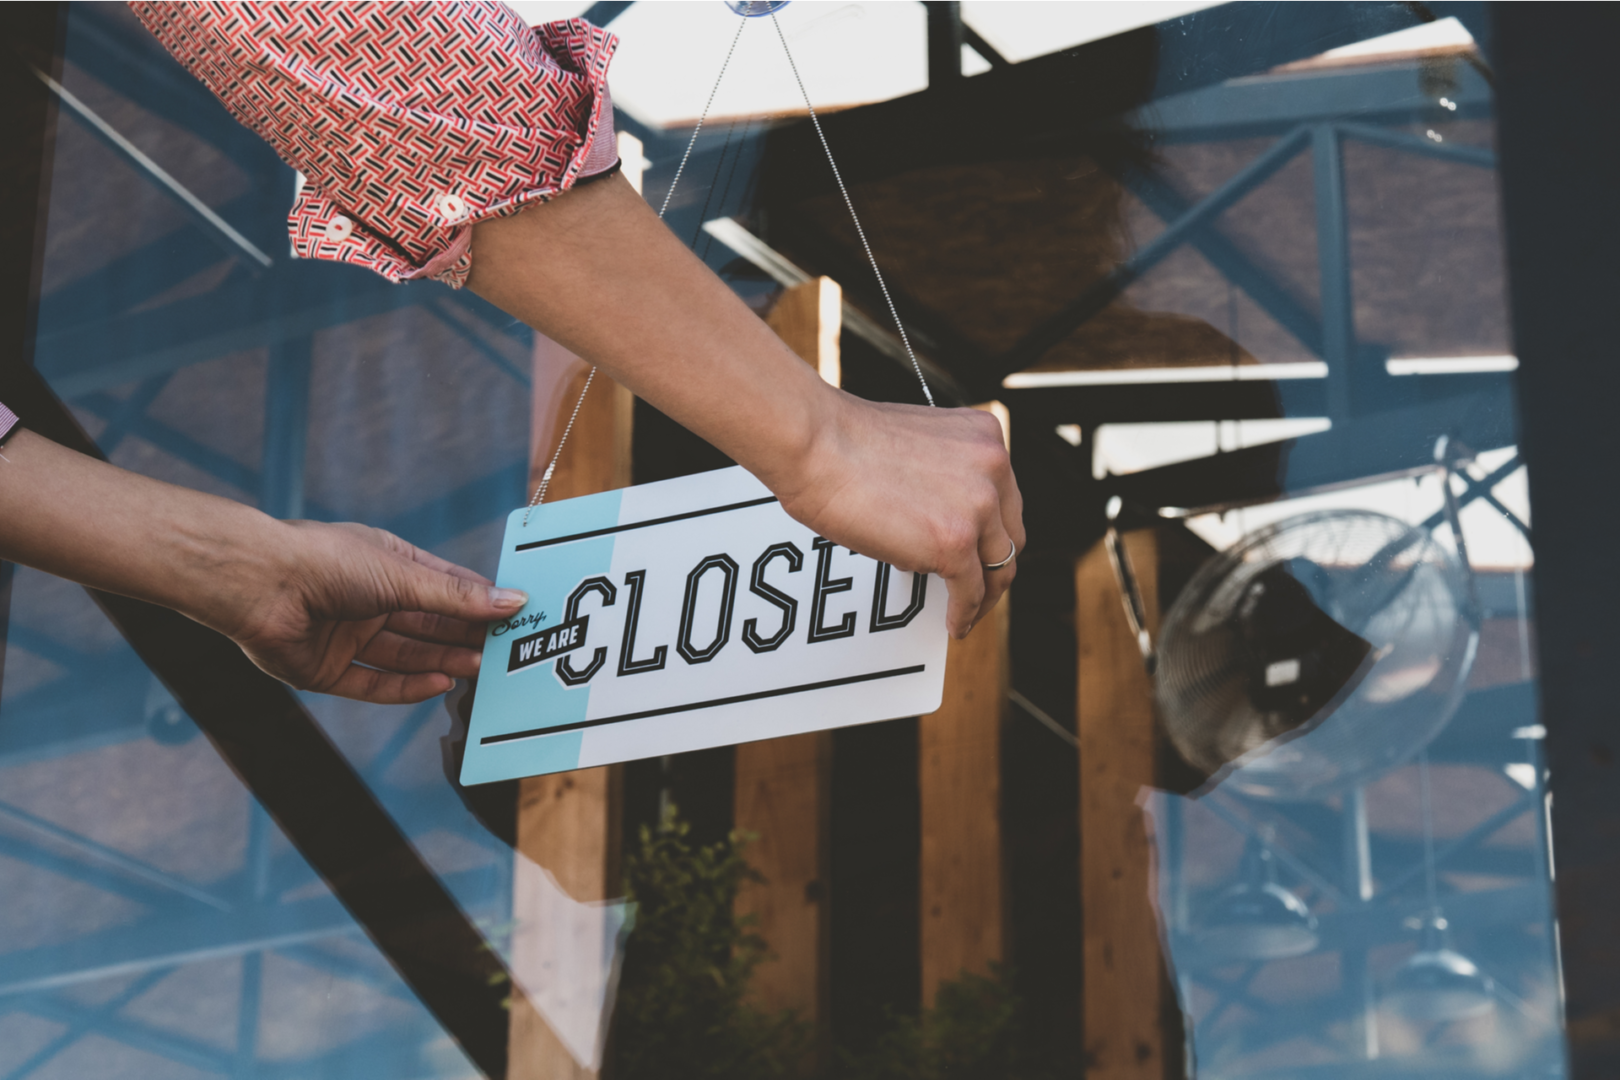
[467,173,836,498]
[0,429,527,703]
[0,429,290,632]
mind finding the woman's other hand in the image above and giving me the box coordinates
[216,522,525,704]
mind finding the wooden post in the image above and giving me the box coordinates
[918,404,1009,1006]
[733,727,833,1021]
[1076,529,1166,1079]
[730,277,840,1024]
[761,274,841,386]
[507,341,634,1078]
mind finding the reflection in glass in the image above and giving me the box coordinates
[1196,834,1320,963]
[0,3,1573,1077]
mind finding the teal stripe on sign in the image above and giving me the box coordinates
[461,728,582,784]
[461,489,624,785]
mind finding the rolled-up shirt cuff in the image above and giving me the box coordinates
[0,400,18,445]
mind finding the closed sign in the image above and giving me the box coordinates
[462,466,949,784]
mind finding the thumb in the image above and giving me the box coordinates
[390,558,528,622]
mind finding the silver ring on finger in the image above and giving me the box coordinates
[983,539,1017,572]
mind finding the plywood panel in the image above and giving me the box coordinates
[1076,529,1165,1080]
[509,337,632,1080]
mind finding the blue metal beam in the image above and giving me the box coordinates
[1136,60,1495,143]
[379,458,529,552]
[580,1,634,27]
[1000,126,1314,373]
[75,392,262,497]
[0,799,232,911]
[234,950,263,1078]
[1313,123,1355,419]
[92,374,173,457]
[13,993,232,1075]
[66,4,278,175]
[34,214,249,331]
[1113,164,1331,361]
[261,336,312,519]
[0,894,358,997]
[1336,120,1497,168]
[1,969,168,1080]
[0,864,498,999]
[0,831,170,910]
[36,262,414,399]
[37,67,273,271]
[0,651,152,766]
[3,626,94,671]
[427,299,532,389]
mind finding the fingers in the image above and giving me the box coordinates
[941,519,988,638]
[329,625,482,704]
[333,523,497,587]
[388,557,527,624]
[943,522,1013,637]
[327,665,457,705]
[402,542,495,586]
[386,610,488,648]
[358,630,482,678]
[975,412,1024,634]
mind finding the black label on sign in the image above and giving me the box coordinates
[507,616,589,674]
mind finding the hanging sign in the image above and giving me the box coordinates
[461,466,949,784]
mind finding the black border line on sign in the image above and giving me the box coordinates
[514,494,779,552]
[479,663,927,744]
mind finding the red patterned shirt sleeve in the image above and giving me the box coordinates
[0,400,18,444]
[128,2,619,289]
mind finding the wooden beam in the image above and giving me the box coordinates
[733,727,833,1022]
[1076,529,1166,1079]
[918,402,1009,1006]
[764,274,840,386]
[731,277,840,1025]
[509,335,633,1080]
[919,583,1008,1004]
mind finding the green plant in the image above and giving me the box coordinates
[609,803,812,1080]
[832,965,1049,1080]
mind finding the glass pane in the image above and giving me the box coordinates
[1,4,1565,1079]
[4,4,531,1075]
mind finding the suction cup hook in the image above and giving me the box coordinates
[724,1,790,15]
[1196,832,1319,961]
[1384,911,1496,1021]
[1105,496,1156,673]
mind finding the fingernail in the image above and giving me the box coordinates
[490,587,527,608]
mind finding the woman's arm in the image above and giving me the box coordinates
[468,173,1023,639]
[0,428,526,703]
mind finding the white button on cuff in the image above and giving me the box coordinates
[435,193,469,223]
[325,215,354,242]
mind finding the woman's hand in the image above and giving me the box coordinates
[216,522,526,704]
[774,395,1023,638]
